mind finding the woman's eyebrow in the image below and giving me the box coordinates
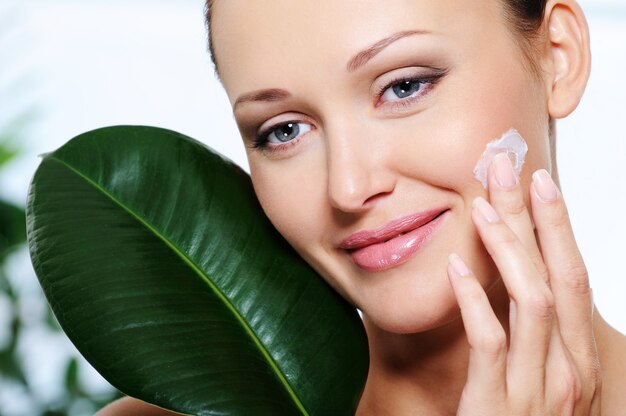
[233,30,431,113]
[234,88,291,113]
[346,29,432,72]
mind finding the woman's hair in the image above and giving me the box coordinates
[203,0,548,79]
[501,0,549,77]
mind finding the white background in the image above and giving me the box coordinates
[0,0,625,412]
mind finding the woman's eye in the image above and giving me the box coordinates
[381,79,428,102]
[254,121,313,149]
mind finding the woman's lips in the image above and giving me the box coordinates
[340,209,450,272]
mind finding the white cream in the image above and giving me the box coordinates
[473,128,528,189]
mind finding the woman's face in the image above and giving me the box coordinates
[213,0,552,333]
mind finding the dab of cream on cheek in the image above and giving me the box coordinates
[473,128,528,188]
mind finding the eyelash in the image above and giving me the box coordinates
[374,73,442,109]
[251,72,445,152]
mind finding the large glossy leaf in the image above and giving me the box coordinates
[26,126,369,415]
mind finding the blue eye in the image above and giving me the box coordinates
[375,68,448,109]
[381,78,428,102]
[254,121,312,149]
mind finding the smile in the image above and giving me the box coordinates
[340,208,450,272]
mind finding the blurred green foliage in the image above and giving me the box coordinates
[0,135,124,415]
[1,1,125,411]
[0,0,120,410]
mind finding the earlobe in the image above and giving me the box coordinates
[544,0,591,119]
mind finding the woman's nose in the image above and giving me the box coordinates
[326,125,396,213]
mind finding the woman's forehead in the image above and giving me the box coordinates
[212,0,506,99]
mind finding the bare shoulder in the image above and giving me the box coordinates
[96,396,187,416]
[595,316,626,416]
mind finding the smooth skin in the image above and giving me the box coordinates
[98,0,626,414]
[447,155,602,415]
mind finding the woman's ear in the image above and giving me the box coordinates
[542,0,591,119]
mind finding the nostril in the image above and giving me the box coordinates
[326,143,396,212]
[363,190,393,207]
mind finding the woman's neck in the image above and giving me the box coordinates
[356,280,511,416]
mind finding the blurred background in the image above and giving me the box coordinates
[0,0,625,414]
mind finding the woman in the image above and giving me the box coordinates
[99,0,626,414]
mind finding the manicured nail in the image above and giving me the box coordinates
[473,197,500,223]
[493,152,517,189]
[532,169,558,202]
[448,253,471,277]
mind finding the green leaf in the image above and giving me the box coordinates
[64,357,80,395]
[0,145,19,168]
[0,110,36,166]
[26,126,369,416]
[0,199,26,261]
[0,317,28,386]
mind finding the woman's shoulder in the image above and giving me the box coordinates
[595,315,626,415]
[96,396,186,416]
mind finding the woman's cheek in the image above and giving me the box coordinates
[250,157,326,254]
[388,111,488,195]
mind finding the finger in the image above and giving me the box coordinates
[447,253,507,399]
[487,152,547,278]
[472,197,554,391]
[544,328,581,414]
[529,170,596,365]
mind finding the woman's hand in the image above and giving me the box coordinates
[447,152,602,415]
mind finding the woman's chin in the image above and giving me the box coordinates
[359,282,463,335]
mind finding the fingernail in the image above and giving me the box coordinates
[532,169,558,202]
[493,152,517,189]
[473,197,500,223]
[448,253,471,277]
